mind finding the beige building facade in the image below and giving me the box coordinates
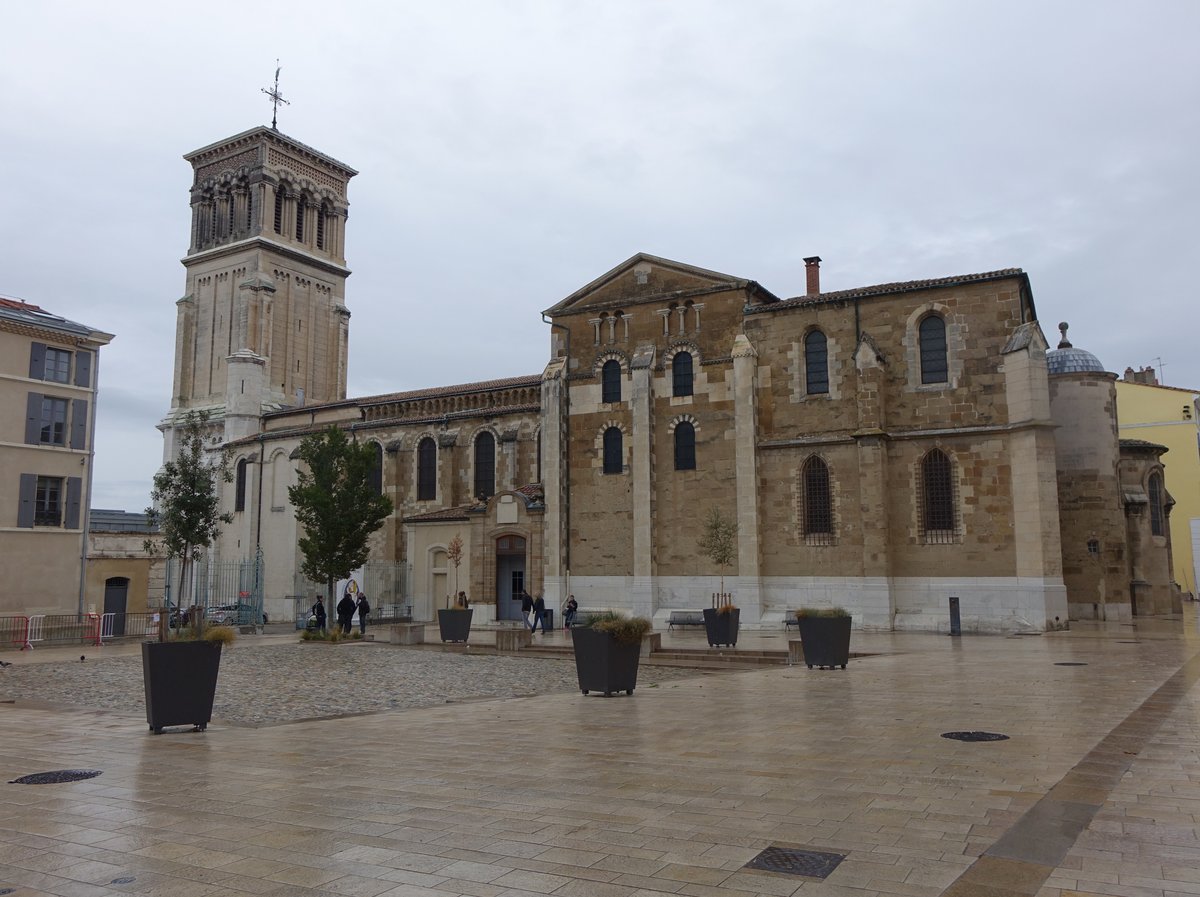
[0,298,112,616]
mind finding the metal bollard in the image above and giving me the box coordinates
[948,596,961,636]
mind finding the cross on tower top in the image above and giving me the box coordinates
[261,61,289,131]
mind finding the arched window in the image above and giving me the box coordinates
[367,442,383,497]
[474,432,496,500]
[417,437,436,501]
[921,449,956,541]
[603,427,623,474]
[1149,472,1165,536]
[601,359,622,404]
[234,458,247,513]
[294,199,305,241]
[674,421,696,471]
[273,189,284,234]
[805,330,829,395]
[802,456,832,544]
[316,207,326,250]
[673,351,693,397]
[919,314,948,384]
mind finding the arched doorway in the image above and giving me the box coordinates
[104,577,130,636]
[495,535,526,621]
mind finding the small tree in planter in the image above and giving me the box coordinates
[436,534,474,641]
[571,612,652,696]
[142,410,235,733]
[795,607,852,669]
[697,507,739,647]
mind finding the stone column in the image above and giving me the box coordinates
[540,359,568,607]
[630,344,657,619]
[731,335,763,622]
[224,351,267,443]
[171,295,196,405]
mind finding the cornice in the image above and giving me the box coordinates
[182,237,351,279]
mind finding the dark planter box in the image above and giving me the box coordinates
[797,616,852,669]
[703,607,740,647]
[571,626,641,696]
[437,608,473,642]
[141,640,222,733]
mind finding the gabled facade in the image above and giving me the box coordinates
[0,298,112,615]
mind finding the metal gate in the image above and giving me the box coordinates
[164,553,264,627]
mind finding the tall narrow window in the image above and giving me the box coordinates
[536,430,542,483]
[34,476,63,527]
[601,359,621,403]
[273,190,284,234]
[673,351,693,397]
[474,432,495,500]
[234,458,247,512]
[368,443,384,496]
[227,194,235,237]
[921,449,956,541]
[802,456,833,544]
[316,209,326,250]
[919,315,948,384]
[39,397,68,446]
[804,330,829,395]
[295,200,304,241]
[674,421,696,471]
[417,437,436,501]
[603,427,623,474]
[1149,472,1165,536]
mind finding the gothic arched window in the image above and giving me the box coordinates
[805,330,829,395]
[1149,471,1165,536]
[674,421,696,471]
[417,437,437,501]
[673,351,694,397]
[234,458,247,513]
[367,442,383,497]
[273,189,284,234]
[919,314,948,384]
[920,449,956,541]
[603,427,623,475]
[802,455,832,544]
[601,359,621,404]
[474,432,496,500]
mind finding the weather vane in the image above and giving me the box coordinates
[261,61,289,131]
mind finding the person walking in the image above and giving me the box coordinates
[530,593,547,634]
[311,596,327,633]
[355,592,371,635]
[520,590,534,630]
[564,594,578,628]
[336,591,355,635]
[456,591,470,609]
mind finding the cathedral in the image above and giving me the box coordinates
[159,126,1178,632]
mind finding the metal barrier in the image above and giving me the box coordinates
[26,614,44,649]
[0,612,162,649]
[2,615,29,650]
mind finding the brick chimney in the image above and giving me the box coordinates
[804,256,821,296]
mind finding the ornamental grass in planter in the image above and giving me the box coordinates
[142,625,235,734]
[795,606,852,670]
[703,594,739,647]
[571,612,651,696]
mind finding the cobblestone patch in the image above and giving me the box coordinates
[0,642,708,726]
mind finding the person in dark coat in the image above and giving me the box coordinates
[311,597,327,633]
[336,592,355,635]
[530,593,547,634]
[520,590,534,630]
[564,595,578,628]
[355,593,370,635]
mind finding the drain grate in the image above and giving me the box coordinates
[1055,662,1088,666]
[0,888,15,895]
[110,877,136,885]
[942,731,1009,742]
[745,845,846,879]
[1118,640,1141,644]
[8,769,102,785]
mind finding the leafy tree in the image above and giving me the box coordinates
[289,427,393,605]
[145,410,233,639]
[697,506,737,596]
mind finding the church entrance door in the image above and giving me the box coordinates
[495,535,526,621]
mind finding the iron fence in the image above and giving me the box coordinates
[162,555,264,629]
[0,612,163,649]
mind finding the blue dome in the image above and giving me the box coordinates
[1046,321,1107,375]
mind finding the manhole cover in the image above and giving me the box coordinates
[0,888,16,895]
[942,731,1009,742]
[1055,662,1088,666]
[110,877,136,884]
[8,769,102,785]
[745,845,846,879]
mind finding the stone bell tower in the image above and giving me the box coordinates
[159,126,356,456]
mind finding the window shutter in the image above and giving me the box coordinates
[74,350,92,388]
[71,399,88,450]
[65,477,82,529]
[25,393,42,444]
[29,343,46,380]
[17,474,37,527]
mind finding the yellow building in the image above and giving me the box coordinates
[1116,367,1200,595]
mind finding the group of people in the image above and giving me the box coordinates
[517,592,578,632]
[309,588,370,635]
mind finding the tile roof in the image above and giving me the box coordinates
[746,268,1025,315]
[404,506,474,523]
[0,295,109,340]
[359,374,543,407]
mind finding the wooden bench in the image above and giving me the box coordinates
[667,610,705,630]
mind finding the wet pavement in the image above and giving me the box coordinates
[0,611,1198,896]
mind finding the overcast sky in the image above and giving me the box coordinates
[2,1,1197,513]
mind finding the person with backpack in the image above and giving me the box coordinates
[355,593,371,635]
